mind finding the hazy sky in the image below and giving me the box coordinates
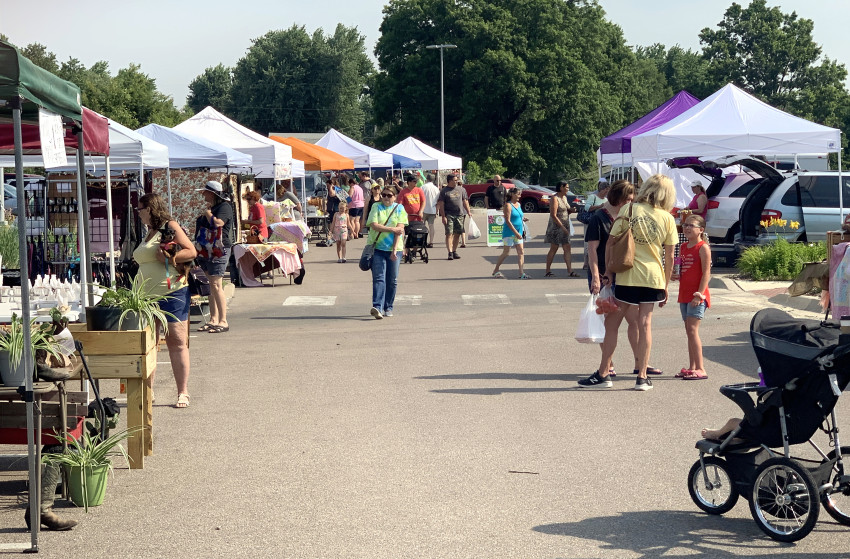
[3,0,848,106]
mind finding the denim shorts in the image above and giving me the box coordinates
[199,247,229,277]
[680,301,707,320]
[158,286,191,323]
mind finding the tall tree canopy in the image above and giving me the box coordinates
[187,63,233,115]
[372,0,667,182]
[222,24,374,138]
[6,41,185,129]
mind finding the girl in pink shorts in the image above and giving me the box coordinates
[332,201,353,263]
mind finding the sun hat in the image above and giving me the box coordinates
[197,180,229,199]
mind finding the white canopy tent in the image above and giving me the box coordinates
[315,129,393,169]
[175,106,292,180]
[631,84,841,161]
[135,123,252,169]
[631,83,842,212]
[385,136,463,170]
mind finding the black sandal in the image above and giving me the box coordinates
[208,325,230,333]
[545,272,555,277]
[197,324,213,332]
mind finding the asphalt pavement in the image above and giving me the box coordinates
[0,210,846,558]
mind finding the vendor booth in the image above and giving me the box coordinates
[385,136,463,170]
[0,38,93,551]
[631,83,842,208]
[136,123,252,226]
[597,90,700,178]
[316,128,393,169]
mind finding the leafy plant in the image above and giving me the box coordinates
[96,276,176,332]
[0,222,19,269]
[0,313,61,369]
[42,426,139,512]
[738,239,827,280]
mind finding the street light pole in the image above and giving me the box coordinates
[426,44,457,152]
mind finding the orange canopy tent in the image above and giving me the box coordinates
[270,136,354,170]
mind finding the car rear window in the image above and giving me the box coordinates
[729,179,762,198]
[790,175,850,208]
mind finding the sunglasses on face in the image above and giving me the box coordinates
[381,193,394,199]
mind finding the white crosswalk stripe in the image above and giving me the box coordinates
[394,295,422,306]
[546,293,589,304]
[282,296,337,306]
[462,294,510,306]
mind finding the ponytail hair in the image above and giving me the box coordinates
[684,214,709,244]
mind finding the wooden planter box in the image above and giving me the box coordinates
[68,324,156,469]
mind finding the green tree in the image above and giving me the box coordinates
[464,157,506,184]
[20,43,59,73]
[373,0,667,183]
[699,0,847,109]
[227,24,374,137]
[635,44,715,100]
[187,63,233,114]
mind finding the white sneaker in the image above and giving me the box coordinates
[384,310,393,317]
[370,307,383,320]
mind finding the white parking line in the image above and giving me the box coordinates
[394,295,422,306]
[283,296,337,306]
[462,294,510,306]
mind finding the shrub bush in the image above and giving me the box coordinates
[737,239,826,280]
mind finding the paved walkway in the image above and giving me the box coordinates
[0,212,844,558]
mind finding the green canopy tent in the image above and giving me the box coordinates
[0,39,83,552]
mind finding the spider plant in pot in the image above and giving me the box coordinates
[0,313,61,387]
[85,276,176,332]
[42,426,140,511]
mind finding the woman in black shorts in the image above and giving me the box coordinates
[578,175,678,392]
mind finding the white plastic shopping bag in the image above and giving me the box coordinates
[568,217,575,237]
[575,294,606,344]
[467,217,481,240]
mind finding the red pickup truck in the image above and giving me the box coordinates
[463,178,550,213]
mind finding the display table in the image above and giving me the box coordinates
[268,221,311,252]
[68,325,156,469]
[234,242,301,288]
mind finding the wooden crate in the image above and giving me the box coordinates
[827,230,850,248]
[66,324,156,468]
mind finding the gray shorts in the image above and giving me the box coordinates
[199,247,230,277]
[444,215,466,236]
[424,213,436,226]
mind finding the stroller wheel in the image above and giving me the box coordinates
[688,456,739,515]
[821,446,850,526]
[749,457,819,542]
[423,255,428,263]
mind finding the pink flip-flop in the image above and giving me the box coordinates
[676,368,691,378]
[683,370,708,380]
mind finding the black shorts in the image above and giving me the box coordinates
[349,207,363,218]
[614,284,666,305]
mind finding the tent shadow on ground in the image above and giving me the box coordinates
[532,510,844,557]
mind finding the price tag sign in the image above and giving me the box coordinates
[38,108,67,168]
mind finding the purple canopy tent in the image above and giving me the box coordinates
[598,90,700,178]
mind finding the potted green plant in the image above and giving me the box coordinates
[0,313,62,387]
[85,276,175,332]
[42,426,139,511]
[0,222,20,286]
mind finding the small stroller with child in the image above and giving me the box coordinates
[688,308,850,542]
[403,221,429,264]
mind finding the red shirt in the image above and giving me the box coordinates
[249,203,269,240]
[399,186,425,221]
[677,240,710,307]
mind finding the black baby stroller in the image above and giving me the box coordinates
[688,308,850,542]
[404,221,429,263]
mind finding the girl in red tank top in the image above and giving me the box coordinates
[676,215,711,380]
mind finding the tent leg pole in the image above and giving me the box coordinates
[166,167,172,215]
[13,98,38,552]
[75,133,89,307]
[839,143,844,225]
[106,157,115,286]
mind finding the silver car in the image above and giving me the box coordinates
[749,171,850,243]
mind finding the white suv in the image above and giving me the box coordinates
[748,172,850,243]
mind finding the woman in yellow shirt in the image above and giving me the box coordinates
[578,174,678,392]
